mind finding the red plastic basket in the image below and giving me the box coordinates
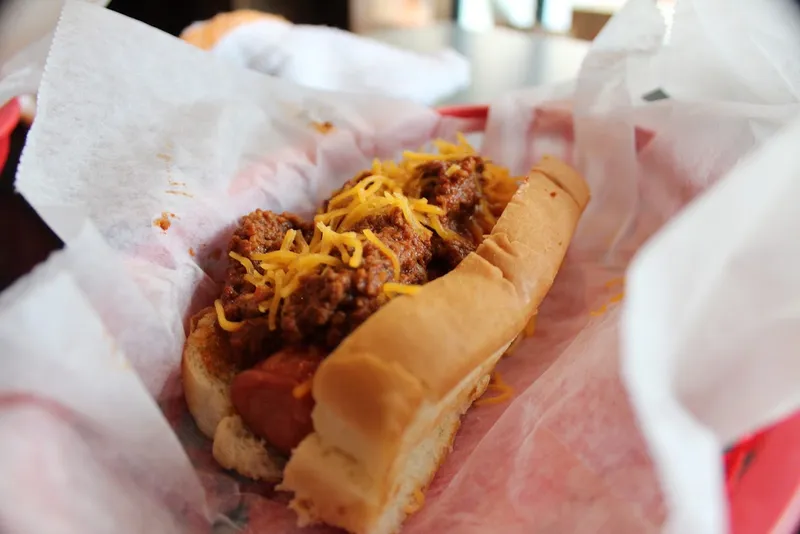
[437,104,800,534]
[728,414,800,534]
[0,98,20,174]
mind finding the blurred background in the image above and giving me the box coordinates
[101,0,678,107]
[106,0,675,40]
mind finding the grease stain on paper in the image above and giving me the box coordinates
[311,121,335,134]
[154,211,178,232]
[158,144,193,196]
[166,190,193,197]
[591,279,626,317]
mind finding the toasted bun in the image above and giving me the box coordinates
[182,308,283,480]
[180,10,289,50]
[182,156,589,534]
[213,415,284,481]
[280,156,589,534]
[182,308,236,438]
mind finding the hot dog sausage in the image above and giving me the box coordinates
[229,347,323,455]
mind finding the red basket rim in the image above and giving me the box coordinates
[436,105,489,120]
[0,98,20,139]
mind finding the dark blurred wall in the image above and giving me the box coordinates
[108,0,235,35]
[240,0,349,29]
[108,0,350,34]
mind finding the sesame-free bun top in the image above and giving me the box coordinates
[280,156,589,534]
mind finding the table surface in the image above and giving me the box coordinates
[366,22,591,105]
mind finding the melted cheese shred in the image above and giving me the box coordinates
[524,315,537,337]
[383,282,422,297]
[503,315,539,357]
[214,299,244,332]
[591,291,625,317]
[427,213,459,241]
[292,378,313,399]
[475,371,514,406]
[215,133,521,333]
[363,229,400,279]
[404,488,427,515]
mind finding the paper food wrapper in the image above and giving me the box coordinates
[0,0,108,106]
[5,0,800,533]
[202,17,471,106]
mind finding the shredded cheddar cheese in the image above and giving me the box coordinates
[214,299,244,332]
[427,213,459,241]
[402,150,468,162]
[404,488,426,515]
[216,133,521,332]
[604,276,625,288]
[292,378,313,399]
[504,335,523,357]
[383,282,422,297]
[267,271,284,330]
[311,121,335,134]
[524,315,537,337]
[363,229,400,279]
[229,251,256,274]
[280,229,296,250]
[475,372,514,406]
[503,315,539,357]
[294,232,310,253]
[590,291,625,317]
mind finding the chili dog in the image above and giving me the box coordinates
[182,135,589,534]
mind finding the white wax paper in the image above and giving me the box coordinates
[656,0,800,104]
[0,0,108,106]
[623,113,800,534]
[0,222,208,534]
[208,19,471,106]
[6,0,800,533]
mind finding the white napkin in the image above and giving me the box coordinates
[0,0,108,106]
[209,19,471,106]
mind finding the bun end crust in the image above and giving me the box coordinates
[280,157,590,534]
[213,415,284,481]
[182,308,236,439]
[182,308,283,481]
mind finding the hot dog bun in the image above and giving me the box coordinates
[280,156,589,534]
[182,308,235,439]
[213,415,284,481]
[182,156,589,534]
[182,308,283,480]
